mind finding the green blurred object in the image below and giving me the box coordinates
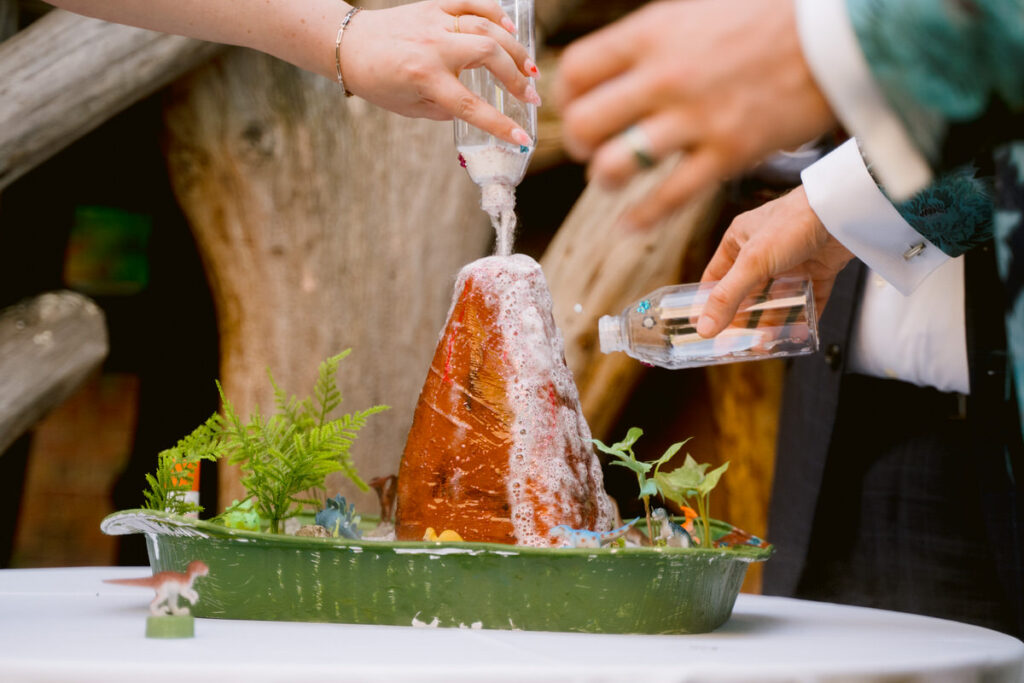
[145,614,195,639]
[102,509,772,634]
[63,205,152,296]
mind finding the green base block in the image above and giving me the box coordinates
[146,614,194,639]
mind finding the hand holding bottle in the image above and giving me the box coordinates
[696,187,854,338]
[48,0,541,147]
[342,0,541,145]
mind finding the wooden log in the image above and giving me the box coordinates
[0,291,108,455]
[541,159,722,439]
[0,9,221,191]
[162,24,493,510]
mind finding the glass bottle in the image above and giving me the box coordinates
[454,0,537,217]
[598,277,819,369]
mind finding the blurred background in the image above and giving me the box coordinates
[0,0,792,592]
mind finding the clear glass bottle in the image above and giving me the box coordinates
[454,0,537,217]
[598,277,819,369]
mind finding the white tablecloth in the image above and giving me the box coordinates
[0,567,1020,682]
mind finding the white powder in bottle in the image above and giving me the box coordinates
[459,144,530,257]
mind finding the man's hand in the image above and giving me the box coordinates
[556,0,835,229]
[697,186,855,337]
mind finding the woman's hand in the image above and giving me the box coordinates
[696,186,854,337]
[47,0,540,146]
[342,0,540,147]
[556,0,835,229]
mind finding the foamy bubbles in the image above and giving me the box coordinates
[454,255,614,546]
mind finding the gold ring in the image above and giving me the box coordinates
[623,125,656,169]
[454,14,461,33]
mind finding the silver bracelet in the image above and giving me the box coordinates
[334,6,362,97]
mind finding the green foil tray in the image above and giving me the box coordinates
[101,509,772,634]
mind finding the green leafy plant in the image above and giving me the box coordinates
[217,350,389,533]
[142,413,223,516]
[591,428,690,542]
[654,454,729,549]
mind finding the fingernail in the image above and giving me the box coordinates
[511,128,532,147]
[502,17,517,34]
[696,316,716,338]
[524,83,542,106]
[525,58,540,78]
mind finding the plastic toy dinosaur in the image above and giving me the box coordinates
[222,498,261,531]
[105,560,209,616]
[316,494,362,539]
[549,518,640,548]
[652,507,699,547]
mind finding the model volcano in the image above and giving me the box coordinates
[395,255,613,545]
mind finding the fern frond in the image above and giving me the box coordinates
[313,351,350,426]
[269,368,303,427]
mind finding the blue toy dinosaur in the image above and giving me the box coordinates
[548,518,640,548]
[315,494,362,539]
[652,507,698,548]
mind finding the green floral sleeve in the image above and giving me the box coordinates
[848,0,1024,164]
[892,166,995,257]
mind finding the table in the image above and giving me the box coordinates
[1,567,1021,682]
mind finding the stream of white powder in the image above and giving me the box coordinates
[459,144,528,257]
[491,209,516,258]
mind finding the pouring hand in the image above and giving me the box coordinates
[696,186,854,337]
[342,0,541,147]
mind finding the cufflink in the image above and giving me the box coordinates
[902,243,926,260]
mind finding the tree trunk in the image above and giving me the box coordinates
[163,31,491,511]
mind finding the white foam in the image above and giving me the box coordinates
[450,255,614,546]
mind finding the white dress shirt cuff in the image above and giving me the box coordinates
[794,0,933,201]
[801,139,948,295]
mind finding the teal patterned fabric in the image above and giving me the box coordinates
[848,0,1024,433]
[832,2,1024,637]
[893,165,994,256]
[847,0,1024,163]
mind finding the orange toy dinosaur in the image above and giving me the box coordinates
[105,561,210,616]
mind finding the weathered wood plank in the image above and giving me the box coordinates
[0,291,108,455]
[541,159,722,439]
[0,9,221,190]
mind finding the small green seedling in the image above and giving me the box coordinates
[591,428,690,543]
[654,454,729,549]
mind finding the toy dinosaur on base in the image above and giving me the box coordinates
[105,560,210,639]
[549,519,639,548]
[105,560,209,617]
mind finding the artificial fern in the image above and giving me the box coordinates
[142,413,223,516]
[218,351,388,533]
